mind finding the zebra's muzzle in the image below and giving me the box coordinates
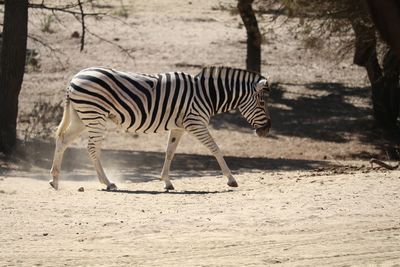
[255,120,271,137]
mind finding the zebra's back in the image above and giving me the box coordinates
[68,67,195,133]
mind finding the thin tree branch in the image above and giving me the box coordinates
[27,0,134,63]
[28,2,106,16]
[77,0,85,51]
[28,34,67,69]
[85,28,135,61]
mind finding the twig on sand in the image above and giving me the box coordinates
[369,158,399,170]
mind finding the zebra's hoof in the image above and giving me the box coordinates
[49,180,58,190]
[106,183,117,191]
[227,180,238,187]
[164,184,175,191]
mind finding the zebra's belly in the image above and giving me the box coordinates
[117,112,184,133]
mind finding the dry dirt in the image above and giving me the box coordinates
[1,0,400,266]
[1,169,400,266]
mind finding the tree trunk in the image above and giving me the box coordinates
[382,49,400,126]
[351,19,399,129]
[366,0,400,58]
[0,0,28,154]
[237,0,261,73]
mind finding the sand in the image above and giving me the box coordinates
[1,168,400,266]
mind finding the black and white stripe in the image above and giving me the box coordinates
[50,66,271,190]
[69,67,195,133]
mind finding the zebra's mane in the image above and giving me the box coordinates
[196,66,265,80]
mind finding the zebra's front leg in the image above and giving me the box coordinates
[185,124,238,187]
[161,129,185,190]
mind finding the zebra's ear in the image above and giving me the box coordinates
[256,79,270,93]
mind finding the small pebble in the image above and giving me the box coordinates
[78,187,85,192]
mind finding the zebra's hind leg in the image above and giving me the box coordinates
[161,129,185,190]
[50,108,86,190]
[185,124,238,188]
[86,125,117,190]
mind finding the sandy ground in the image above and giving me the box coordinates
[1,168,400,266]
[1,0,400,266]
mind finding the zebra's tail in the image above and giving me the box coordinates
[55,97,71,138]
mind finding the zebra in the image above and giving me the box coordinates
[50,66,271,191]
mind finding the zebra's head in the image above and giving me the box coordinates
[238,77,272,137]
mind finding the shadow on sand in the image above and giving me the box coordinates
[211,81,373,142]
[100,188,234,195]
[5,139,331,183]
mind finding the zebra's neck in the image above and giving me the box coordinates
[195,66,261,116]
